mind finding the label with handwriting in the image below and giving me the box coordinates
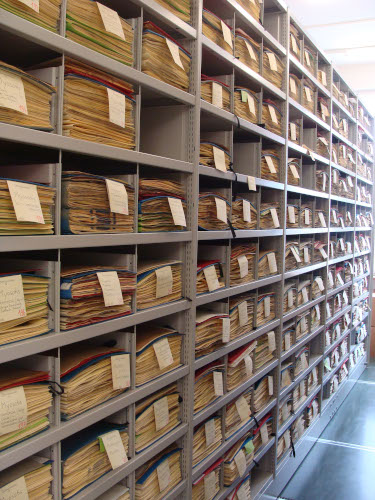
[290,76,296,94]
[153,337,174,370]
[0,386,27,435]
[215,197,227,223]
[18,0,39,11]
[212,82,223,108]
[97,271,124,307]
[288,205,296,224]
[260,424,269,444]
[97,2,125,39]
[268,105,278,124]
[204,471,216,500]
[270,208,280,228]
[267,252,277,273]
[155,265,173,298]
[0,275,26,324]
[285,332,291,350]
[288,289,294,308]
[107,88,126,128]
[238,300,248,327]
[234,449,247,476]
[290,123,297,141]
[0,476,28,500]
[0,70,28,115]
[7,180,44,224]
[205,418,216,447]
[213,371,223,396]
[247,176,256,191]
[235,396,250,421]
[267,52,278,71]
[213,146,226,172]
[168,198,186,226]
[244,354,253,377]
[238,255,249,279]
[203,265,220,292]
[242,199,251,223]
[222,317,230,343]
[154,396,169,431]
[99,430,127,469]
[165,38,184,69]
[221,20,233,48]
[245,40,256,60]
[157,459,170,492]
[105,179,128,215]
[111,354,130,390]
[265,155,276,173]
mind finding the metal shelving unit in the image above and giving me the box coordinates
[0,0,374,499]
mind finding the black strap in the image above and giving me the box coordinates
[252,414,259,427]
[48,381,64,396]
[290,435,296,458]
[47,300,53,312]
[253,459,260,467]
[233,114,241,130]
[228,220,236,239]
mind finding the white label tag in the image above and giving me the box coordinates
[291,246,301,263]
[0,69,28,115]
[245,40,256,60]
[304,86,312,102]
[315,304,321,320]
[289,163,299,178]
[326,303,331,317]
[154,397,169,431]
[304,247,310,263]
[268,330,275,351]
[97,271,124,307]
[268,375,274,395]
[204,472,216,500]
[267,252,277,273]
[290,76,297,95]
[302,287,308,303]
[105,179,128,215]
[238,255,249,279]
[268,105,278,124]
[0,275,26,324]
[319,247,328,259]
[260,424,269,445]
[288,289,294,308]
[107,88,125,128]
[291,34,298,54]
[288,206,296,224]
[321,71,327,85]
[234,449,247,476]
[205,418,216,447]
[343,290,348,304]
[0,386,27,434]
[0,477,28,500]
[267,52,278,71]
[97,2,125,39]
[265,155,276,173]
[203,265,220,292]
[316,277,325,291]
[318,212,327,227]
[247,176,256,191]
[157,460,170,492]
[282,403,289,421]
[348,177,354,188]
[305,209,310,225]
[247,94,256,115]
[301,352,308,370]
[212,82,223,108]
[304,50,312,67]
[213,371,224,396]
[155,266,173,298]
[165,38,184,69]
[322,174,327,192]
[332,210,338,224]
[235,396,250,421]
[328,272,334,287]
[243,200,251,223]
[213,146,226,172]
[222,317,230,343]
[153,338,173,370]
[290,123,297,141]
[99,430,128,469]
[337,274,344,286]
[7,180,44,224]
[168,198,186,226]
[238,301,248,327]
[285,332,291,350]
[244,355,253,377]
[301,316,307,332]
[215,197,227,223]
[111,354,130,390]
[221,20,233,48]
[284,431,291,449]
[270,208,280,228]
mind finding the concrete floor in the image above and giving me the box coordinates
[267,363,375,500]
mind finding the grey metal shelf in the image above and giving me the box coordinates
[284,262,326,280]
[285,227,328,235]
[198,229,283,240]
[281,326,324,362]
[282,296,325,324]
[278,384,321,437]
[326,305,352,327]
[323,354,349,386]
[287,143,330,166]
[288,55,330,98]
[331,96,356,124]
[327,280,352,299]
[279,355,322,400]
[287,185,329,199]
[289,98,330,131]
[330,194,356,204]
[330,161,356,178]
[329,226,355,233]
[328,254,354,265]
[356,174,373,186]
[324,328,351,356]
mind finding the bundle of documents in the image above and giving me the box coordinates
[285,241,300,271]
[260,202,280,229]
[63,58,135,149]
[0,455,53,499]
[296,312,309,341]
[316,170,329,193]
[138,179,186,232]
[202,9,233,54]
[316,134,330,159]
[256,293,275,326]
[223,433,254,485]
[194,362,224,414]
[292,414,305,441]
[332,110,340,132]
[292,381,307,411]
[237,0,261,22]
[289,121,300,145]
[280,361,293,389]
[252,414,272,452]
[135,383,180,453]
[303,46,316,73]
[283,281,297,313]
[307,367,318,394]
[151,0,190,22]
[136,325,182,386]
[287,159,300,185]
[318,69,328,88]
[263,48,284,89]
[60,265,135,330]
[192,416,222,467]
[98,485,130,500]
[142,21,191,91]
[1,0,61,31]
[200,142,231,172]
[258,250,278,278]
[227,341,257,391]
[234,29,260,73]
[252,374,273,412]
[197,260,225,295]
[294,346,309,377]
[339,118,349,138]
[232,197,257,230]
[277,431,289,461]
[234,87,260,124]
[66,0,134,65]
[302,80,314,113]
[201,75,231,111]
[314,241,328,262]
[297,280,311,306]
[279,395,292,425]
[192,460,221,500]
[230,243,256,285]
[318,97,330,123]
[224,388,252,438]
[306,398,319,427]
[0,367,51,451]
[282,322,295,353]
[60,345,130,420]
[290,24,300,58]
[0,271,50,346]
[253,332,275,371]
[0,178,55,235]
[312,276,325,298]
[300,240,312,266]
[195,310,229,358]
[289,73,300,101]
[286,204,299,228]
[62,171,134,234]
[262,99,283,136]
[301,204,313,227]
[261,149,280,182]
[311,304,321,330]
[331,144,339,165]
[0,61,55,130]
[229,294,255,340]
[314,209,327,228]
[198,192,230,230]
[344,261,353,282]
[330,207,340,227]
[62,422,128,499]
[137,260,182,310]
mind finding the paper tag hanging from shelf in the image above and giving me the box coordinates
[7,180,44,224]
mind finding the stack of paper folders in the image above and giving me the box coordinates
[63,58,135,149]
[0,61,56,130]
[66,0,134,65]
[199,142,231,172]
[292,380,307,411]
[261,149,281,182]
[196,260,225,295]
[234,86,260,124]
[135,447,181,500]
[202,9,233,54]
[286,204,299,228]
[256,293,275,326]
[296,312,309,341]
[60,346,130,420]
[311,304,321,330]
[301,204,313,226]
[231,198,257,230]
[223,433,254,485]
[287,158,301,184]
[153,0,190,23]
[280,361,293,389]
[262,99,283,135]
[198,192,230,230]
[135,383,181,453]
[136,261,182,310]
[260,203,280,229]
[61,422,128,499]
[0,367,52,451]
[195,310,230,358]
[0,0,61,31]
[194,361,224,414]
[292,414,305,442]
[277,431,289,461]
[282,321,295,353]
[135,325,182,386]
[258,250,278,278]
[252,414,272,452]
[0,455,53,499]
[0,271,50,346]
[283,281,297,313]
[278,395,292,426]
[61,171,135,234]
[138,179,186,232]
[0,178,55,235]
[201,75,231,111]
[97,485,130,500]
[306,398,319,427]
[229,294,255,340]
[227,342,257,391]
[228,473,251,500]
[192,415,222,467]
[307,366,318,394]
[225,390,252,439]
[253,332,276,372]
[192,459,221,500]
[252,374,273,413]
[234,28,260,73]
[60,266,136,330]
[236,0,261,22]
[285,242,300,271]
[142,22,191,91]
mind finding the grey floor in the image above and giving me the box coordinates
[270,362,375,500]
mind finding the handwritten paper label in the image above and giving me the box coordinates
[302,287,308,304]
[213,371,224,396]
[267,252,277,273]
[288,206,296,224]
[205,418,216,447]
[291,246,301,263]
[243,200,251,223]
[314,304,321,320]
[107,88,125,128]
[157,459,170,492]
[290,123,297,141]
[111,354,130,390]
[0,70,28,115]
[318,212,326,227]
[265,155,276,173]
[247,176,256,191]
[315,277,324,291]
[291,34,298,54]
[0,275,26,324]
[105,179,128,215]
[290,76,297,95]
[238,300,248,327]
[168,198,186,226]
[245,40,256,60]
[247,94,256,115]
[153,396,169,431]
[97,2,125,39]
[343,290,348,304]
[267,52,278,71]
[18,0,39,12]
[212,82,223,108]
[153,338,173,369]
[213,146,226,172]
[304,86,312,102]
[221,20,233,48]
[285,332,291,350]
[204,472,216,500]
[215,197,227,223]
[304,247,310,263]
[319,247,328,259]
[321,70,327,86]
[348,176,354,188]
[203,265,220,292]
[268,375,274,395]
[237,483,251,500]
[288,289,294,308]
[260,424,269,444]
[270,208,280,228]
[326,303,331,317]
[0,476,28,500]
[304,50,311,67]
[264,296,271,318]
[99,430,128,469]
[0,386,27,434]
[289,162,299,178]
[155,265,173,298]
[234,449,247,476]
[97,271,124,307]
[235,396,250,421]
[165,38,184,69]
[268,331,276,351]
[221,317,230,343]
[7,180,44,224]
[244,355,253,377]
[305,209,310,225]
[268,105,278,124]
[301,352,308,370]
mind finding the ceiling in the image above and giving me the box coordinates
[285,0,375,115]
